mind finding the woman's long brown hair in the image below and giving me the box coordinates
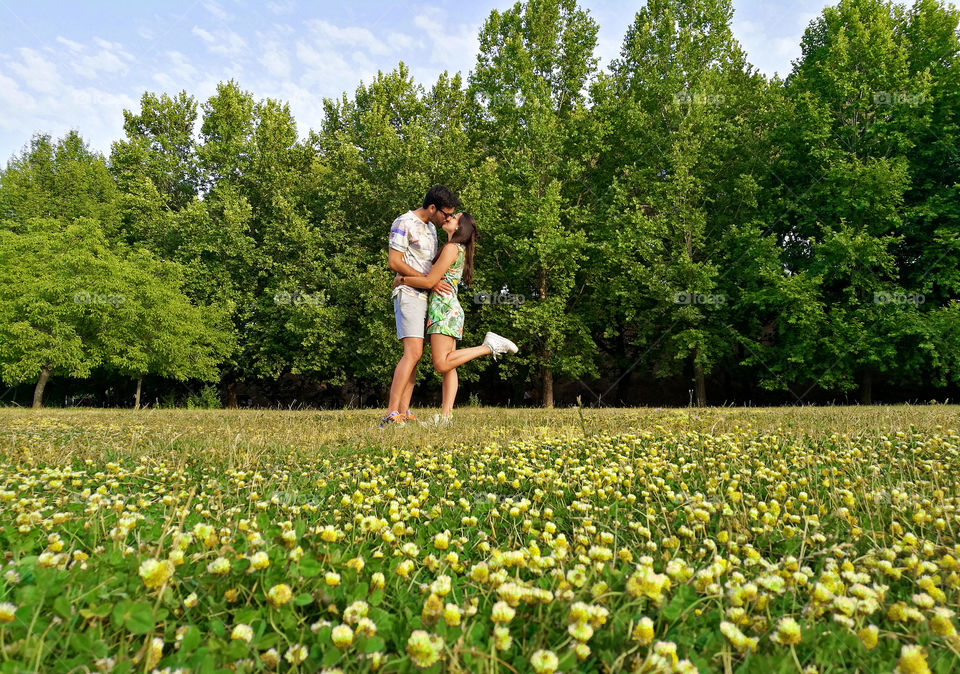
[433,213,477,286]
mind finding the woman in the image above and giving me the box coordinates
[395,213,517,425]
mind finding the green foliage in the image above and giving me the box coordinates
[467,0,602,405]
[1,0,959,406]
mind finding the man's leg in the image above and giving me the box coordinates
[388,337,423,414]
[398,339,421,414]
[386,291,427,420]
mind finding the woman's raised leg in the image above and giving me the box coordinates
[429,333,492,374]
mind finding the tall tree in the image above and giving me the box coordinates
[99,248,235,409]
[1,131,121,237]
[588,0,779,405]
[0,219,228,408]
[766,0,939,402]
[467,0,601,407]
[897,0,960,307]
[111,91,201,213]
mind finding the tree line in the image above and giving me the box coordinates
[1,0,958,409]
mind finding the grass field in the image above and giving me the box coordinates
[0,405,959,673]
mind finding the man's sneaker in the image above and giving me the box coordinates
[482,332,519,361]
[379,411,405,428]
[401,411,419,424]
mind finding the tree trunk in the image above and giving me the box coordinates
[226,380,238,409]
[33,367,51,409]
[693,356,706,407]
[614,327,629,406]
[542,367,554,409]
[860,370,873,405]
[538,267,554,408]
[134,376,143,410]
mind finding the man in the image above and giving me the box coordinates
[381,185,459,426]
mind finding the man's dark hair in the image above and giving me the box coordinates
[422,184,461,211]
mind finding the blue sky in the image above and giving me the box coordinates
[0,0,854,163]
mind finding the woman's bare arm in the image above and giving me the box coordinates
[400,244,458,289]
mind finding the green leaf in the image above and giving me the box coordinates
[358,636,386,654]
[351,582,369,602]
[80,603,112,619]
[123,601,156,634]
[662,584,697,622]
[209,619,226,638]
[322,647,342,667]
[233,608,259,625]
[299,557,322,578]
[181,625,201,652]
[53,594,72,619]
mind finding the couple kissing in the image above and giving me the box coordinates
[381,185,517,428]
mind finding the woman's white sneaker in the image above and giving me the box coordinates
[482,332,518,360]
[430,413,453,427]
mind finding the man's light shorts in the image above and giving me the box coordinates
[394,290,428,340]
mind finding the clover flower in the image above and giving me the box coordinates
[406,630,443,669]
[632,616,655,644]
[231,624,254,643]
[0,602,17,623]
[331,624,353,648]
[720,621,757,653]
[530,649,559,674]
[895,644,930,674]
[771,617,802,646]
[137,558,175,590]
[285,644,308,665]
[266,583,293,608]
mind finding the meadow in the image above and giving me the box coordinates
[0,405,959,673]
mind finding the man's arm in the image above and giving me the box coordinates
[388,248,453,295]
[388,248,425,276]
[399,245,457,289]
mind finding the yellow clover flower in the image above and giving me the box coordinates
[0,602,17,623]
[138,558,174,590]
[267,583,293,608]
[406,630,443,669]
[530,649,559,674]
[231,623,254,643]
[331,624,354,649]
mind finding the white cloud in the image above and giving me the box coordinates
[93,37,126,52]
[7,48,62,94]
[350,50,378,73]
[192,25,248,56]
[410,7,478,73]
[74,48,134,79]
[193,26,216,43]
[295,40,349,73]
[306,19,393,57]
[161,50,200,86]
[0,71,36,120]
[413,7,442,33]
[266,0,296,15]
[203,0,230,22]
[260,45,291,78]
[386,31,416,52]
[56,36,84,53]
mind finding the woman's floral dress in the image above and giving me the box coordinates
[426,244,465,339]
